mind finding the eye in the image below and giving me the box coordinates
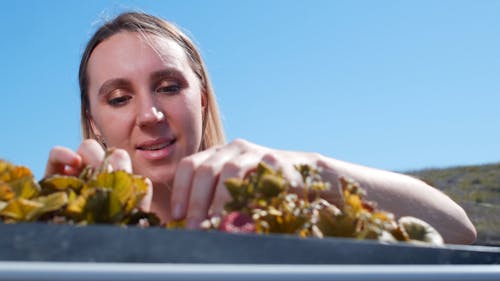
[108,95,132,106]
[155,80,181,95]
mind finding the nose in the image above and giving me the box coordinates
[136,95,165,127]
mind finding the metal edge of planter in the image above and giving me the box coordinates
[0,263,500,281]
[0,222,499,264]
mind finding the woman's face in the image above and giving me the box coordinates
[86,31,204,188]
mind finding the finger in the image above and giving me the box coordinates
[170,146,219,220]
[185,146,240,229]
[45,146,82,177]
[138,177,153,212]
[107,148,132,173]
[209,152,262,216]
[77,139,105,169]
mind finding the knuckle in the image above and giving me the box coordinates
[178,157,197,171]
[220,161,240,176]
[262,152,279,164]
[80,138,99,148]
[306,152,323,163]
[48,146,62,160]
[77,139,104,158]
[196,163,217,178]
[230,138,249,148]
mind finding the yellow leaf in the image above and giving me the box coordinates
[0,198,43,221]
[0,183,14,201]
[0,160,12,174]
[345,193,362,213]
[0,161,32,182]
[0,200,7,211]
[372,211,392,222]
[126,175,150,212]
[66,188,94,217]
[10,177,40,199]
[66,195,86,216]
[93,171,133,205]
[132,175,149,195]
[166,219,186,229]
[0,163,40,199]
[40,176,84,192]
[28,192,69,220]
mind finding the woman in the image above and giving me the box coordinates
[45,12,476,244]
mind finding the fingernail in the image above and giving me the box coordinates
[172,203,183,220]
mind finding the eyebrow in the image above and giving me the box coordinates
[98,78,131,97]
[150,68,185,82]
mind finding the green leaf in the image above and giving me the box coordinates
[84,188,111,223]
[398,216,444,245]
[258,174,286,197]
[224,178,245,198]
[108,191,124,222]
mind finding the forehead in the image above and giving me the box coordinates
[87,31,190,83]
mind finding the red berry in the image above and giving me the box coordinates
[220,212,255,233]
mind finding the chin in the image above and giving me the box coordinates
[141,165,175,189]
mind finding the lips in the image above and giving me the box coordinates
[137,142,169,151]
[136,138,176,161]
[136,138,175,151]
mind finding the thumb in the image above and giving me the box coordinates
[105,148,152,212]
[138,177,153,212]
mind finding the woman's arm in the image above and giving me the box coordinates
[170,139,477,244]
[315,154,477,244]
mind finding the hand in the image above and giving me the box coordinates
[169,139,309,229]
[45,139,152,211]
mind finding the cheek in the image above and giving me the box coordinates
[171,94,204,146]
[102,121,132,147]
[90,104,134,147]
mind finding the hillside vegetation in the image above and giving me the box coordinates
[406,163,500,246]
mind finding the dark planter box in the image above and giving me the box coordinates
[0,222,498,264]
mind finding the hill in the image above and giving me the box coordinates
[406,163,500,246]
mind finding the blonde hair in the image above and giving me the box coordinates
[79,12,225,150]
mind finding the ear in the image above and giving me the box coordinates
[89,117,108,147]
[201,89,208,109]
[88,115,102,138]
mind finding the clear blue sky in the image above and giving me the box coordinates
[1,0,499,179]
